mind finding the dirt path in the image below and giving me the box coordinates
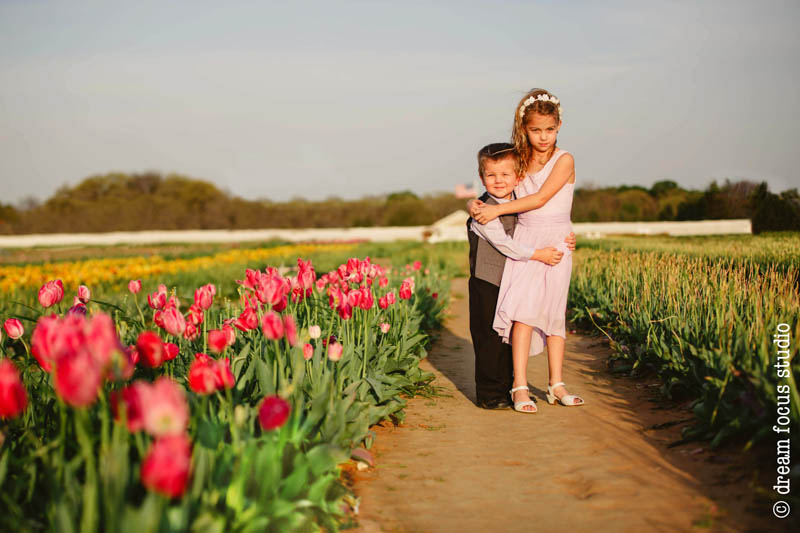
[351,278,782,533]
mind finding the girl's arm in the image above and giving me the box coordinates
[472,154,574,224]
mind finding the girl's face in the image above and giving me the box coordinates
[525,112,561,153]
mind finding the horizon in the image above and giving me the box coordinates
[1,0,798,205]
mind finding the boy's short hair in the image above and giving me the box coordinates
[477,143,521,178]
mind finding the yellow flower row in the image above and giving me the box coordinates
[0,243,356,294]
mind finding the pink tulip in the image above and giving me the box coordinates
[141,434,192,499]
[77,285,91,304]
[380,323,391,333]
[3,318,24,340]
[128,279,142,294]
[161,308,186,337]
[379,277,389,288]
[38,279,64,308]
[412,260,422,271]
[261,312,284,341]
[303,343,313,360]
[183,322,199,341]
[386,291,396,305]
[283,315,298,346]
[308,325,321,339]
[378,296,389,309]
[142,377,189,437]
[194,285,214,310]
[327,342,343,361]
[0,359,28,419]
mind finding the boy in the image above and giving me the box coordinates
[468,143,575,409]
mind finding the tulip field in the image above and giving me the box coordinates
[569,233,800,449]
[0,241,452,532]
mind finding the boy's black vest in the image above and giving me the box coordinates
[467,193,518,287]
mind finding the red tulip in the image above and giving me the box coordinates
[327,342,343,361]
[378,296,389,310]
[303,343,313,360]
[183,322,199,341]
[142,377,189,437]
[214,358,234,390]
[208,329,228,354]
[261,312,284,341]
[379,277,389,288]
[77,285,91,304]
[188,304,204,326]
[187,354,217,395]
[0,359,27,419]
[233,307,257,332]
[161,308,186,337]
[141,434,192,498]
[128,279,142,294]
[54,345,104,408]
[337,302,352,321]
[283,315,298,346]
[258,395,290,431]
[38,279,64,308]
[3,318,24,340]
[222,324,235,347]
[412,260,422,271]
[273,296,288,313]
[359,287,374,310]
[386,291,396,305]
[164,342,179,361]
[112,382,147,432]
[147,290,167,310]
[137,331,166,368]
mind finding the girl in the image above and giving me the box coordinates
[471,88,584,413]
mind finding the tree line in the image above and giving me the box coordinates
[1,172,798,235]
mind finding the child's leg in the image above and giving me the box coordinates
[546,334,583,403]
[511,321,535,411]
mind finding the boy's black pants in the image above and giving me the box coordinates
[469,276,514,403]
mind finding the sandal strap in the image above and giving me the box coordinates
[514,401,537,412]
[549,382,566,389]
[510,386,530,393]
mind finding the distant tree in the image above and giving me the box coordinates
[649,180,679,197]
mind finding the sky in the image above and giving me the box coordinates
[1,0,798,204]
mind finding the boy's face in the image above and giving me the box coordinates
[480,156,519,199]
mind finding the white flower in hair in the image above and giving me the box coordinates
[519,93,564,117]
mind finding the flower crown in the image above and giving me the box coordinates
[519,93,563,119]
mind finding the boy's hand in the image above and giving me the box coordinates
[564,232,577,251]
[532,247,563,266]
[473,203,501,224]
[469,199,485,218]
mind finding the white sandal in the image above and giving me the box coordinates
[546,382,584,406]
[510,385,537,413]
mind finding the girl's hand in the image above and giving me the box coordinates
[473,204,501,224]
[532,247,563,266]
[564,232,577,251]
[469,199,486,218]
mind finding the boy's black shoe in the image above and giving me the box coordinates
[477,398,512,410]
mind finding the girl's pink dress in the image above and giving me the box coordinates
[493,149,574,356]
